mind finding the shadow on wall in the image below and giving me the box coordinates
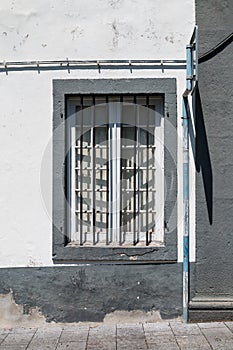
[192,83,213,225]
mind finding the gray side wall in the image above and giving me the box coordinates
[190,0,233,321]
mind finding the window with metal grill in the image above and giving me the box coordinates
[66,94,164,247]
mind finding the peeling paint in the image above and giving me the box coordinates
[108,0,123,9]
[0,291,46,328]
[70,26,84,40]
[104,310,163,323]
[19,33,29,46]
[112,19,120,47]
[165,34,174,44]
[26,257,43,267]
[110,19,134,48]
[143,19,158,40]
[129,255,138,261]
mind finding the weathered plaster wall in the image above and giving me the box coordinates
[0,0,193,61]
[0,0,195,267]
[190,0,233,321]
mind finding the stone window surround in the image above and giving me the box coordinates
[53,78,177,263]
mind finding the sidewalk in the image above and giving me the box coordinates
[0,321,233,350]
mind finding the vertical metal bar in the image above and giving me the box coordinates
[137,105,140,245]
[108,100,121,245]
[195,25,198,82]
[80,100,83,245]
[112,123,116,239]
[186,45,193,91]
[120,124,123,245]
[146,96,149,245]
[66,101,76,243]
[116,102,121,243]
[133,96,137,245]
[106,96,110,245]
[109,102,113,244]
[100,136,102,241]
[91,97,96,244]
[71,124,76,240]
[66,103,72,243]
[119,97,123,245]
[112,123,117,241]
[183,96,189,323]
[109,127,113,244]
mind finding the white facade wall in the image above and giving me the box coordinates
[0,0,195,267]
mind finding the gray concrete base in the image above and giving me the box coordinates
[189,299,233,322]
[189,295,233,322]
[189,310,233,323]
[0,264,182,324]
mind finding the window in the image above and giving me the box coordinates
[66,95,164,247]
[53,79,177,262]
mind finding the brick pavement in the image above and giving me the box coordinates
[0,321,233,349]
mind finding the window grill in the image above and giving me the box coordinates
[67,94,164,247]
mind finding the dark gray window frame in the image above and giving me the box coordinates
[53,78,177,263]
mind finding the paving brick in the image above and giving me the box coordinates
[8,328,36,334]
[225,322,233,333]
[26,346,57,350]
[170,322,201,336]
[0,329,35,350]
[87,325,116,350]
[145,333,180,350]
[0,346,28,350]
[148,345,179,350]
[0,335,8,345]
[117,324,147,350]
[200,326,233,350]
[148,342,180,349]
[0,332,35,345]
[198,322,227,329]
[59,326,89,343]
[27,327,62,350]
[143,322,173,342]
[57,342,87,350]
[143,322,171,334]
[176,335,212,349]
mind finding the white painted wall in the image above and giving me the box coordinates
[0,0,195,267]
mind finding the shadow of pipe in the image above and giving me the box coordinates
[192,83,213,225]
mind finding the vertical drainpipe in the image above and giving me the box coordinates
[182,96,189,323]
[183,44,193,323]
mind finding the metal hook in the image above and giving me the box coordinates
[37,62,40,74]
[129,60,132,73]
[97,60,101,73]
[161,60,164,73]
[3,61,8,75]
[66,57,70,74]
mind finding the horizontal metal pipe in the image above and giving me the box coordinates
[0,59,188,73]
[0,59,186,67]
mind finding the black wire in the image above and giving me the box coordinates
[199,32,233,63]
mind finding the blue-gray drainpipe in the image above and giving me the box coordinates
[183,43,193,323]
